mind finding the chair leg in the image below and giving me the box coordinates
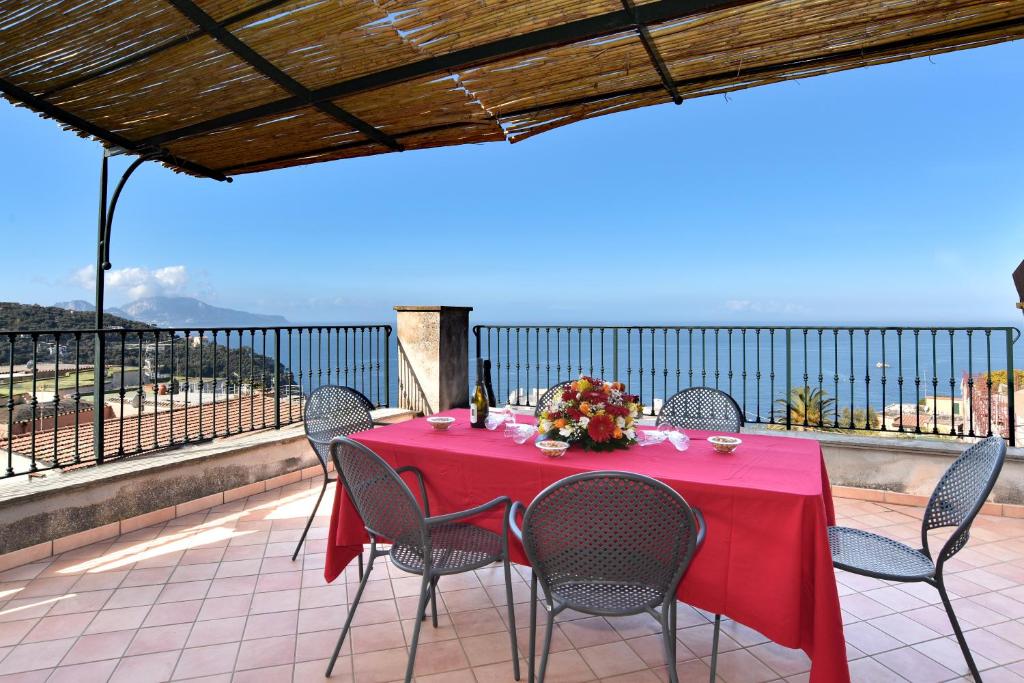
[403,573,434,683]
[357,552,363,580]
[503,555,521,680]
[937,579,982,682]
[536,607,555,683]
[670,600,678,661]
[709,614,722,682]
[326,551,375,676]
[430,576,439,627]
[292,478,327,561]
[528,572,538,683]
[661,607,679,683]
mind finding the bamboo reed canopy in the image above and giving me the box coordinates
[2,0,1022,179]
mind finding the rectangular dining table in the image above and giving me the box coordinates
[324,409,850,683]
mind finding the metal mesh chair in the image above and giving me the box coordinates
[510,472,709,683]
[656,387,743,433]
[293,386,375,564]
[828,436,1006,682]
[326,437,520,683]
[534,381,574,418]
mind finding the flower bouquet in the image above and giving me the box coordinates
[536,376,643,452]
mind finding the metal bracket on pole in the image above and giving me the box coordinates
[92,150,150,464]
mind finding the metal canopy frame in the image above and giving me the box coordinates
[140,0,756,150]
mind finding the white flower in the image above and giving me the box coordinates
[624,428,636,439]
[579,416,590,428]
[559,427,573,438]
[615,416,626,428]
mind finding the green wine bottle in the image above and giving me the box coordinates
[470,358,488,428]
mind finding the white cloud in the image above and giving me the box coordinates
[724,299,808,315]
[73,264,190,301]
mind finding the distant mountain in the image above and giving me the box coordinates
[54,296,287,328]
[107,297,288,328]
[53,299,131,319]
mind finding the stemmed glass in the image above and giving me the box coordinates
[659,423,690,451]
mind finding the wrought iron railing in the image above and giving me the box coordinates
[474,325,1020,446]
[1,324,391,478]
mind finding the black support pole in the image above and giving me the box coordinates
[93,153,108,464]
[92,151,151,465]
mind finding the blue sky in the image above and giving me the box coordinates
[1,41,1022,326]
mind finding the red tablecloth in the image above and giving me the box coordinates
[325,409,848,683]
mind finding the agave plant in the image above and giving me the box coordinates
[775,386,836,427]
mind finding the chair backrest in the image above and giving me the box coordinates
[521,471,701,608]
[330,436,426,550]
[656,387,743,432]
[922,435,1006,566]
[304,385,375,467]
[534,381,574,418]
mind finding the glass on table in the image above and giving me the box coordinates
[659,424,690,451]
[506,423,535,444]
[484,412,505,431]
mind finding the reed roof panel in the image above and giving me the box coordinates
[0,0,1020,178]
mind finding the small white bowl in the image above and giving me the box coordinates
[536,440,570,458]
[707,435,741,454]
[426,416,456,431]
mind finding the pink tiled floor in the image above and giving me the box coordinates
[1,479,1023,682]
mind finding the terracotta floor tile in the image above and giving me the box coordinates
[867,613,943,645]
[171,641,239,679]
[233,663,294,682]
[578,640,648,678]
[409,639,470,675]
[912,636,995,676]
[295,629,343,663]
[709,648,780,683]
[197,594,252,621]
[244,610,299,640]
[560,617,621,649]
[249,588,300,614]
[874,646,957,683]
[461,630,516,667]
[61,628,135,665]
[21,611,95,643]
[82,606,149,634]
[350,621,407,655]
[0,638,76,674]
[125,622,192,656]
[235,634,296,671]
[747,640,812,677]
[46,658,119,683]
[46,590,112,616]
[156,580,210,604]
[185,616,246,648]
[351,646,410,683]
[105,584,162,609]
[142,598,202,627]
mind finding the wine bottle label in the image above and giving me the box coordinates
[470,405,478,424]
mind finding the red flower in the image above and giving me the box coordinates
[566,407,582,420]
[561,389,576,401]
[587,414,616,443]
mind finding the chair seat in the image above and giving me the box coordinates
[550,580,663,614]
[391,522,501,574]
[828,526,935,581]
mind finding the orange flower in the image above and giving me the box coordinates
[554,418,567,429]
[613,427,623,439]
[579,402,591,416]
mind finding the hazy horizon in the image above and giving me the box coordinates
[2,41,1021,329]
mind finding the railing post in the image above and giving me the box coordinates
[384,326,392,407]
[273,328,281,429]
[785,328,792,430]
[613,330,619,381]
[1007,329,1016,447]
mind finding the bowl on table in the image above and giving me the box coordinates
[707,435,742,454]
[536,440,570,458]
[426,416,456,431]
